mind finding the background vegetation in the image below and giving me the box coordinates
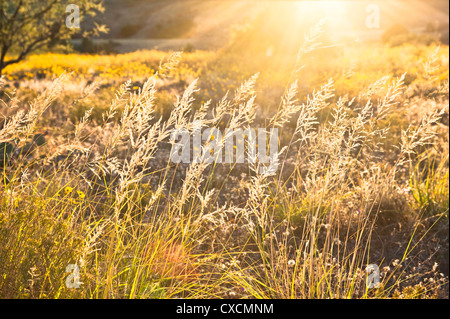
[0,1,448,299]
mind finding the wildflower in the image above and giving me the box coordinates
[70,198,79,205]
[65,187,73,195]
[77,191,85,200]
[288,260,296,267]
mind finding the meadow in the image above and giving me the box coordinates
[0,26,449,299]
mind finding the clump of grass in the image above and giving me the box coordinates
[0,27,448,299]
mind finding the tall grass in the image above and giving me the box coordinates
[0,30,448,299]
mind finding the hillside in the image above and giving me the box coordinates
[86,0,449,52]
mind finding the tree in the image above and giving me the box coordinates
[0,0,105,75]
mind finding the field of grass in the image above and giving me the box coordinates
[0,26,449,299]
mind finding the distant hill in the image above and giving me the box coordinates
[88,0,261,50]
[83,0,449,52]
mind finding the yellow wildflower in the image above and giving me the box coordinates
[77,191,85,200]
